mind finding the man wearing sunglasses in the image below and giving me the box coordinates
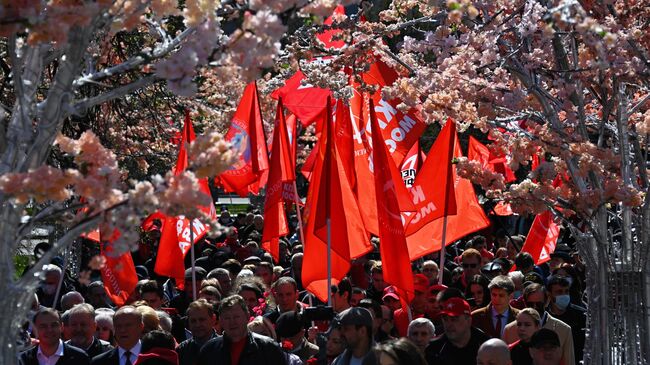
[452,249,485,292]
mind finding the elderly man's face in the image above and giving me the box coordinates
[408,324,434,350]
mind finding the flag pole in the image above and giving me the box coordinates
[327,217,332,306]
[293,181,306,245]
[52,247,68,310]
[190,223,197,301]
[438,120,456,286]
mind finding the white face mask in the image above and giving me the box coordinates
[554,294,571,310]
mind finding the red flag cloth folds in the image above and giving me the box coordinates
[99,231,137,306]
[302,98,372,301]
[217,82,269,196]
[402,120,458,236]
[405,121,490,260]
[400,141,421,188]
[261,99,296,262]
[467,136,516,183]
[520,211,561,265]
[154,111,211,287]
[370,99,415,305]
[271,70,334,126]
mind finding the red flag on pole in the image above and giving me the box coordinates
[402,120,458,236]
[302,98,372,301]
[154,111,211,287]
[400,141,421,188]
[405,121,490,260]
[100,242,138,307]
[218,82,269,196]
[520,211,561,265]
[261,99,296,262]
[467,136,516,183]
[369,99,415,305]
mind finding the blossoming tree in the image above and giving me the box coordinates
[0,0,349,361]
[279,1,649,364]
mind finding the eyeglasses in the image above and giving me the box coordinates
[410,331,431,337]
[462,263,479,269]
[422,268,437,272]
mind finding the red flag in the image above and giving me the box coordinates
[316,5,346,49]
[350,58,426,165]
[520,211,561,265]
[271,70,334,126]
[467,136,516,183]
[405,123,490,260]
[302,97,372,301]
[400,141,421,188]
[370,99,415,305]
[493,201,514,216]
[261,99,296,262]
[402,119,458,236]
[218,82,269,196]
[282,114,300,204]
[154,112,211,287]
[100,245,138,306]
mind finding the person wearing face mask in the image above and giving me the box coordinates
[546,276,585,365]
[37,264,68,310]
[502,284,576,365]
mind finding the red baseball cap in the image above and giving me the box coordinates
[382,286,400,301]
[414,274,429,293]
[440,298,471,317]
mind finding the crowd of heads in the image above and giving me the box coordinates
[22,211,586,365]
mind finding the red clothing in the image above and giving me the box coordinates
[394,308,424,337]
[230,337,246,365]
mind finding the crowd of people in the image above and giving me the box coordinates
[19,209,588,365]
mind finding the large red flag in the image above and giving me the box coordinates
[370,99,415,305]
[154,112,211,287]
[302,98,372,301]
[98,225,138,306]
[261,99,296,262]
[467,136,516,183]
[405,122,490,260]
[520,211,561,265]
[402,120,458,236]
[271,70,334,126]
[218,82,269,196]
[100,241,138,306]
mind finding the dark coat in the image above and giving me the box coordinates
[471,304,520,339]
[196,332,286,365]
[66,338,113,359]
[177,332,218,365]
[19,343,90,365]
[90,348,120,365]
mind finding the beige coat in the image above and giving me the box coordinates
[503,313,575,365]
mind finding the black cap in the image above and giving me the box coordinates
[481,261,502,274]
[185,267,207,281]
[276,311,304,338]
[135,265,149,280]
[550,244,572,261]
[529,328,561,348]
[336,307,373,327]
[243,256,261,265]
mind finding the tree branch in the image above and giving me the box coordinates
[69,75,160,116]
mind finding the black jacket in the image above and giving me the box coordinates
[66,338,113,359]
[177,332,219,365]
[425,327,490,365]
[91,348,119,365]
[197,332,286,365]
[19,343,90,365]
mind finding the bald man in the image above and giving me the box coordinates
[477,339,512,365]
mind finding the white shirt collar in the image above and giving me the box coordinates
[118,340,142,358]
[37,339,64,358]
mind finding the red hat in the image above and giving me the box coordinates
[429,284,448,293]
[382,286,400,301]
[414,274,429,293]
[440,298,471,317]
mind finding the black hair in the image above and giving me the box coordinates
[141,330,175,352]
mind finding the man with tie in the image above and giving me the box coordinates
[471,275,520,339]
[91,306,144,365]
[19,307,90,365]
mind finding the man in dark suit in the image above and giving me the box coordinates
[19,307,90,365]
[91,306,144,365]
[472,275,520,339]
[65,303,113,358]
